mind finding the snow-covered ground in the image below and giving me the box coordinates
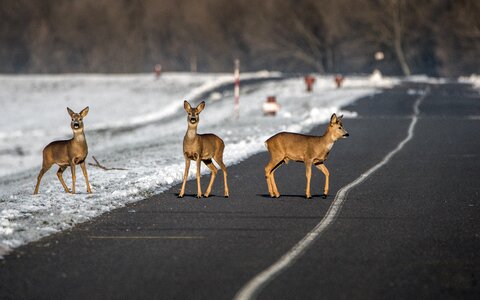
[0,72,398,257]
[459,74,480,89]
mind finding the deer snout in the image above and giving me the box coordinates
[343,133,349,138]
[189,117,197,124]
[73,122,80,129]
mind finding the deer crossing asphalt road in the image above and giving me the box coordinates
[1,82,480,300]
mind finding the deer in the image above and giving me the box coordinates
[179,100,229,198]
[264,113,349,199]
[33,107,92,195]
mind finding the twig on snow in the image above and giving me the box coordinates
[88,156,127,171]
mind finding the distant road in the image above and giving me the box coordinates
[1,82,479,299]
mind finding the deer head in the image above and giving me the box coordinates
[184,101,205,126]
[329,113,349,140]
[67,107,89,132]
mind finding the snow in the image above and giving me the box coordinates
[405,75,448,85]
[459,74,480,89]
[0,72,399,257]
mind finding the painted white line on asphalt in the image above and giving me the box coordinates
[234,88,429,300]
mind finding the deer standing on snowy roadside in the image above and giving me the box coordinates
[179,100,229,198]
[264,113,349,199]
[33,107,92,195]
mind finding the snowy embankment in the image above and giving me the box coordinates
[0,72,398,257]
[459,74,480,89]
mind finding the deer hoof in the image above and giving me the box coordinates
[177,194,184,198]
[224,195,229,198]
[306,196,312,199]
[322,194,328,199]
[196,195,202,198]
[203,193,210,198]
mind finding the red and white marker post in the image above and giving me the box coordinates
[154,64,162,79]
[234,59,240,119]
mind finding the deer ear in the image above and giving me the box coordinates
[80,106,89,117]
[330,113,338,124]
[184,100,192,112]
[197,101,205,113]
[67,107,75,117]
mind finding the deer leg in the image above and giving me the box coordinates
[315,163,330,199]
[203,159,217,198]
[80,161,92,193]
[70,162,76,194]
[179,159,190,198]
[268,175,277,197]
[270,160,285,198]
[56,166,70,193]
[33,164,52,195]
[305,161,313,199]
[195,158,202,198]
[264,159,276,197]
[214,154,229,198]
[265,158,283,197]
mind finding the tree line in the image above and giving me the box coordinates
[0,0,478,76]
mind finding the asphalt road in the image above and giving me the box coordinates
[1,82,480,300]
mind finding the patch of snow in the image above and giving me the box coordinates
[459,74,480,89]
[406,75,447,85]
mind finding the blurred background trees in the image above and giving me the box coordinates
[0,0,478,76]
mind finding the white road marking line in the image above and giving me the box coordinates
[234,88,430,300]
[89,236,205,240]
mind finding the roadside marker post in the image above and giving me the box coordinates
[335,74,344,88]
[262,96,280,116]
[154,64,162,79]
[304,75,315,92]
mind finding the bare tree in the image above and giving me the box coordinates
[434,0,480,76]
[389,0,411,75]
[243,1,328,73]
[352,0,413,75]
[0,0,478,75]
